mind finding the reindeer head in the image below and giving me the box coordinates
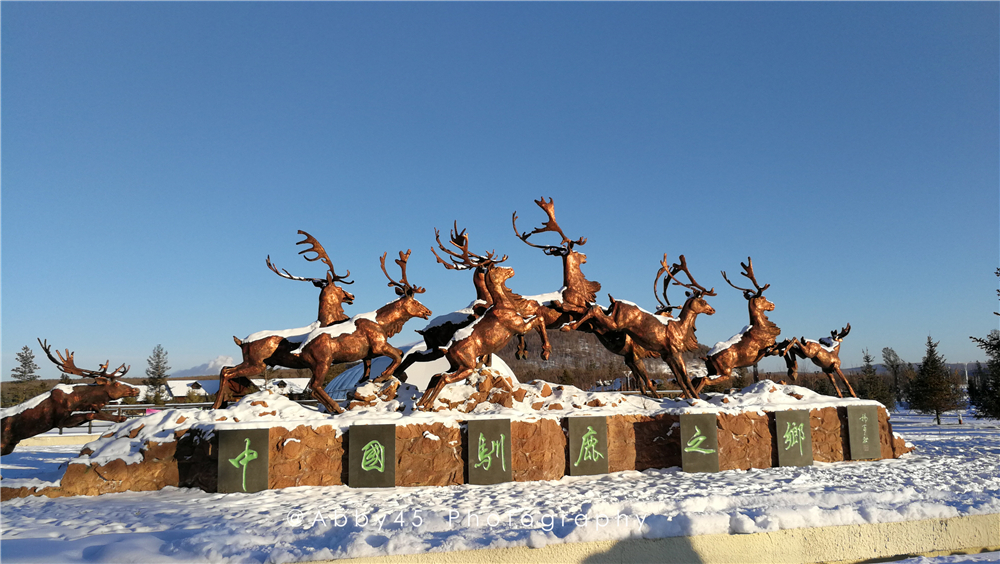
[267,230,355,324]
[655,254,717,317]
[723,257,773,313]
[380,250,432,321]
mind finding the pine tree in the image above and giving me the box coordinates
[856,348,895,410]
[143,344,171,405]
[968,330,1000,419]
[11,346,41,382]
[907,336,965,424]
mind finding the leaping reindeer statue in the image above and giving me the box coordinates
[564,255,716,399]
[510,197,602,359]
[214,231,355,408]
[776,324,857,398]
[417,264,551,410]
[2,341,139,455]
[694,257,781,393]
[394,223,507,378]
[296,250,432,414]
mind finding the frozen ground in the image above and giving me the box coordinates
[1,409,997,563]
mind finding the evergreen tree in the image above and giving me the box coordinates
[11,346,41,382]
[968,330,1000,419]
[143,344,171,405]
[907,336,965,424]
[855,348,895,410]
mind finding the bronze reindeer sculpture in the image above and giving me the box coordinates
[695,257,781,393]
[214,231,356,408]
[2,341,139,455]
[296,250,432,414]
[776,324,857,398]
[565,255,716,399]
[417,265,551,410]
[394,223,506,378]
[510,197,602,359]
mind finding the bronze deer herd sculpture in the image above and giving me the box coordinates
[207,197,858,412]
[10,197,859,443]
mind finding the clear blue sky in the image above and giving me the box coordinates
[3,2,997,380]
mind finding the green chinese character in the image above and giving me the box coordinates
[574,426,605,467]
[684,425,716,455]
[361,440,385,473]
[783,421,807,456]
[228,437,259,492]
[474,432,506,472]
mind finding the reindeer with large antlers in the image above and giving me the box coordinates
[509,197,602,359]
[395,223,507,378]
[775,324,857,398]
[694,258,781,393]
[417,264,551,410]
[296,250,432,414]
[2,341,139,455]
[213,231,356,408]
[564,255,716,399]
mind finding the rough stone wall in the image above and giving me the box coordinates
[607,414,681,472]
[718,411,775,471]
[396,422,463,487]
[269,424,344,488]
[2,405,915,500]
[512,419,565,481]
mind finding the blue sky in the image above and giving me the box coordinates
[3,2,997,380]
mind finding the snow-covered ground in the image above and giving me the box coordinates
[1,410,997,563]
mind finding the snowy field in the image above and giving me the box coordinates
[1,409,998,563]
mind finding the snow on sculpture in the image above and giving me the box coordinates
[1,340,139,455]
[775,324,857,398]
[214,231,358,408]
[696,257,782,393]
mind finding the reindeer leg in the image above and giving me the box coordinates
[825,371,845,398]
[418,368,473,411]
[374,345,404,381]
[532,318,552,361]
[515,335,528,360]
[835,367,857,398]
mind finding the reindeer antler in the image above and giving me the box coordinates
[512,197,586,257]
[832,323,851,341]
[37,338,130,381]
[380,250,426,296]
[722,257,769,299]
[267,230,353,285]
[431,222,507,271]
[669,255,717,298]
[653,254,680,314]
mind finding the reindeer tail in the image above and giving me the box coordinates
[233,336,243,347]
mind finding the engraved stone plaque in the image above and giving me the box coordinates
[466,419,512,485]
[568,416,609,476]
[218,428,270,493]
[846,405,880,460]
[349,424,396,488]
[775,410,813,467]
[680,413,719,473]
